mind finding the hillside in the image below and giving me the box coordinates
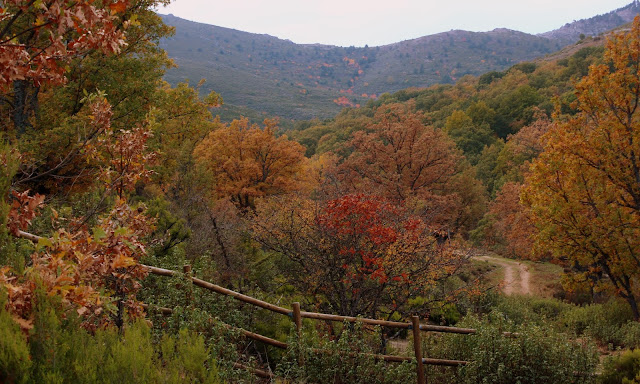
[540,1,640,44]
[159,16,561,121]
[159,2,639,122]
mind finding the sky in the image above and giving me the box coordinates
[158,0,634,47]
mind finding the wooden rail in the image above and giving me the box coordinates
[143,302,469,368]
[142,264,477,382]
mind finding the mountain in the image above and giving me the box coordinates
[539,1,640,44]
[158,3,639,122]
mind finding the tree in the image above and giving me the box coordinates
[486,182,536,259]
[444,109,496,165]
[1,97,155,330]
[0,0,167,327]
[523,17,640,319]
[193,118,307,211]
[252,193,470,320]
[339,102,485,234]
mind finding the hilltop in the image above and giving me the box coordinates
[540,0,640,44]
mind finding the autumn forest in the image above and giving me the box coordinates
[1,1,640,383]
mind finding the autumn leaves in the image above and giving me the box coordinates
[523,17,640,319]
[188,102,477,320]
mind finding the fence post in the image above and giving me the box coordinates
[292,302,302,337]
[412,316,426,384]
[292,302,304,366]
[183,265,192,304]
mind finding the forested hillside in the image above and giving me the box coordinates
[159,2,640,122]
[1,1,640,383]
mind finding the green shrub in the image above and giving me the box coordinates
[160,328,220,384]
[277,322,414,383]
[600,349,640,384]
[427,312,598,384]
[622,322,640,350]
[496,295,573,325]
[0,289,222,383]
[561,299,635,348]
[0,292,31,383]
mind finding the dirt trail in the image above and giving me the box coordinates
[475,255,532,295]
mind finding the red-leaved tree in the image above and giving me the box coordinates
[253,193,471,320]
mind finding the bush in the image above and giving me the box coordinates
[277,322,414,383]
[0,292,31,383]
[600,349,640,384]
[426,312,598,384]
[561,299,636,348]
[495,295,573,325]
[0,290,222,383]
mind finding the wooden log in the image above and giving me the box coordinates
[422,357,468,367]
[141,303,288,349]
[17,230,42,242]
[299,311,410,329]
[183,265,192,303]
[241,329,288,349]
[292,302,304,366]
[412,316,426,384]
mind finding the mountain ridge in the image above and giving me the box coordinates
[158,2,639,122]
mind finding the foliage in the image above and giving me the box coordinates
[427,313,598,384]
[560,298,638,349]
[0,145,20,261]
[485,182,536,258]
[277,321,414,383]
[523,17,640,319]
[0,0,130,90]
[444,109,497,164]
[1,96,158,330]
[194,118,307,211]
[0,290,31,383]
[2,197,153,330]
[600,349,640,384]
[338,102,485,233]
[0,289,221,383]
[253,193,472,319]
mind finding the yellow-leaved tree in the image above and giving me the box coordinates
[523,17,640,320]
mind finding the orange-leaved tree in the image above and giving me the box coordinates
[338,102,485,234]
[193,118,307,211]
[523,17,640,319]
[252,193,471,320]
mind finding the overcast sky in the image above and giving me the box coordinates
[158,0,634,47]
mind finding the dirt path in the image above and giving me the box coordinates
[475,255,532,295]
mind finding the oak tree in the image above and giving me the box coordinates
[193,118,306,211]
[523,17,640,319]
[339,102,485,234]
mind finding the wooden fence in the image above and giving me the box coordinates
[142,264,478,383]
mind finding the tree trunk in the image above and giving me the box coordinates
[12,80,39,136]
[627,295,640,321]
